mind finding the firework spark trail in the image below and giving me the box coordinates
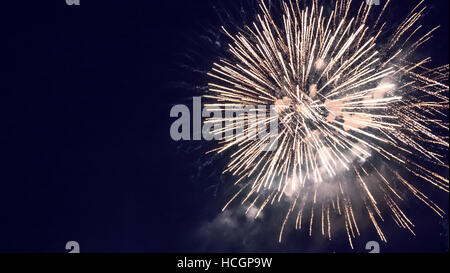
[204,0,449,247]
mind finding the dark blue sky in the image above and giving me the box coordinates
[1,0,448,252]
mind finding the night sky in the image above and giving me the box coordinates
[1,0,448,253]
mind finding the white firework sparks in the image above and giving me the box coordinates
[204,0,449,248]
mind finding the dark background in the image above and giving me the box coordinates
[0,0,448,252]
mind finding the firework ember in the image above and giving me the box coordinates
[203,0,449,248]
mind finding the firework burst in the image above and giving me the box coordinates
[203,0,449,248]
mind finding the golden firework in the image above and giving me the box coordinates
[204,0,449,248]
